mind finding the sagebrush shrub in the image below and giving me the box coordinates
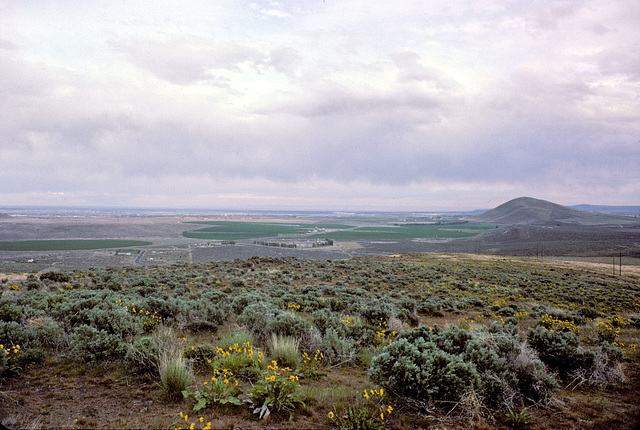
[370,336,480,402]
[237,302,278,344]
[527,325,579,374]
[268,311,317,350]
[370,324,559,410]
[312,308,346,336]
[125,336,159,374]
[0,302,23,323]
[315,327,357,366]
[70,324,126,363]
[510,346,558,405]
[24,319,65,349]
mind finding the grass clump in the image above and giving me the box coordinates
[159,350,193,401]
[267,333,301,370]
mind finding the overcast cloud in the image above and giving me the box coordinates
[1,0,638,211]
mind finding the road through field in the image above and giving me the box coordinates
[134,250,146,265]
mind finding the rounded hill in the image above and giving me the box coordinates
[471,197,637,226]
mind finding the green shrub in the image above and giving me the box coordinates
[370,336,480,402]
[509,347,558,404]
[125,336,159,374]
[315,327,357,366]
[0,322,24,346]
[312,308,345,336]
[70,324,126,363]
[527,325,579,374]
[24,320,65,349]
[237,302,278,344]
[0,302,24,323]
[371,324,558,410]
[40,271,72,283]
[417,298,445,317]
[184,320,219,334]
[267,312,317,350]
[23,275,43,291]
[74,307,142,338]
[359,299,394,326]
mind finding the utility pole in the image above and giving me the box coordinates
[620,252,622,276]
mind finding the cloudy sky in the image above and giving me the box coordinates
[1,1,639,211]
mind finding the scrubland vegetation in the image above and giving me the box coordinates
[1,253,639,429]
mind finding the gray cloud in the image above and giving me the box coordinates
[110,33,268,85]
[0,0,638,210]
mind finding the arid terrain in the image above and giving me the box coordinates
[1,198,639,429]
[1,252,639,429]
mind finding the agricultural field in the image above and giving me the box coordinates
[181,221,494,241]
[182,221,357,240]
[308,223,496,240]
[1,253,639,429]
[0,240,152,251]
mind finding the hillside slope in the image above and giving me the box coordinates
[472,197,637,226]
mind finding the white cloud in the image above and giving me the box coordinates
[0,0,638,210]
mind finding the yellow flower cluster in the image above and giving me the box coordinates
[328,387,392,423]
[375,318,397,341]
[363,388,384,399]
[8,285,19,291]
[476,312,506,324]
[596,319,621,342]
[287,303,301,310]
[263,360,294,383]
[604,315,631,328]
[614,342,637,355]
[302,349,324,364]
[208,368,238,386]
[457,316,475,330]
[114,299,162,327]
[214,341,263,364]
[1,344,20,355]
[541,314,579,335]
[341,316,355,327]
[175,412,211,430]
[379,405,393,421]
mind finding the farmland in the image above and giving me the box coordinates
[1,253,639,429]
[182,221,354,240]
[308,223,495,240]
[0,239,152,252]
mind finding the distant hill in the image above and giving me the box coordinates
[471,197,638,226]
[572,204,640,216]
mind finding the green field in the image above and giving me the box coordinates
[182,221,354,240]
[0,240,152,251]
[182,221,495,241]
[308,223,495,240]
